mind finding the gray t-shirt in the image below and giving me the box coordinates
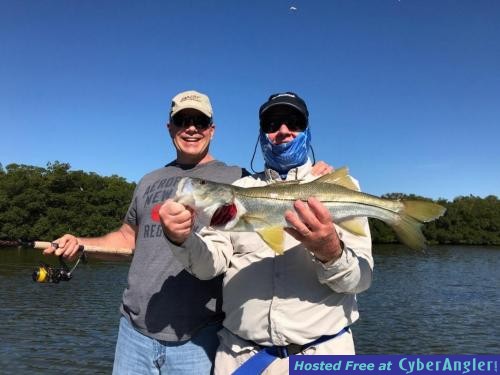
[120,160,244,341]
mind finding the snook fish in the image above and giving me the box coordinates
[174,167,446,254]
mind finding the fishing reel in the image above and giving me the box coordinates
[32,251,87,283]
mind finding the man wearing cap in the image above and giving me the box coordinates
[160,92,373,374]
[43,90,245,374]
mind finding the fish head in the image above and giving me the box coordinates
[174,177,238,228]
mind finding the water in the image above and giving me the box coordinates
[0,248,129,374]
[354,245,500,354]
[0,245,499,373]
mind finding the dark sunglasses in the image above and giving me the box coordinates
[171,114,213,130]
[260,114,307,133]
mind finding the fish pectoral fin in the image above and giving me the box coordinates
[241,214,272,228]
[256,226,285,255]
[337,218,367,237]
[314,167,359,191]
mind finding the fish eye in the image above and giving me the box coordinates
[200,180,206,185]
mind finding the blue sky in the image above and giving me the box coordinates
[1,0,499,200]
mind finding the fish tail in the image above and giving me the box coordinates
[402,200,446,223]
[391,200,446,250]
[391,214,427,251]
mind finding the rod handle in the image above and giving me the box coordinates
[33,241,133,256]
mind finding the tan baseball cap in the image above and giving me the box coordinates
[170,90,213,118]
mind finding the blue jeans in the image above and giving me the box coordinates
[112,316,220,375]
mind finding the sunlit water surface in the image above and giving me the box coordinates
[0,245,498,373]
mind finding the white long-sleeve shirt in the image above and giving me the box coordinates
[169,161,374,347]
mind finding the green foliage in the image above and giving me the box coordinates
[369,193,500,246]
[0,163,498,246]
[0,162,135,241]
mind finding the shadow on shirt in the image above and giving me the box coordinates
[145,270,224,340]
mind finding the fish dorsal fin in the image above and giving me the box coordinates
[256,226,285,254]
[314,167,359,191]
[314,167,349,183]
[337,218,367,237]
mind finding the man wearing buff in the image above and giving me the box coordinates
[160,91,373,374]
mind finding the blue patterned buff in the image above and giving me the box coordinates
[259,126,311,177]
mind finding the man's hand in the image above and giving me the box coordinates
[159,199,195,245]
[43,234,81,260]
[311,161,334,177]
[284,197,343,263]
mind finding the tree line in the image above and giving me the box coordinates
[369,193,499,246]
[0,162,499,246]
[0,162,135,241]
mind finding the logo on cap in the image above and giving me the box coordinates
[170,90,213,118]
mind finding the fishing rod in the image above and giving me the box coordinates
[0,239,133,256]
[0,239,133,284]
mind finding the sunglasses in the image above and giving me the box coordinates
[171,114,213,130]
[260,114,308,133]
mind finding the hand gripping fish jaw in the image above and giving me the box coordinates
[175,177,245,230]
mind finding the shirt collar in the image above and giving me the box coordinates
[264,159,313,182]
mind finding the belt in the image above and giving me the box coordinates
[232,327,349,375]
[265,326,349,358]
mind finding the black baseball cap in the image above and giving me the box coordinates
[259,92,309,120]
